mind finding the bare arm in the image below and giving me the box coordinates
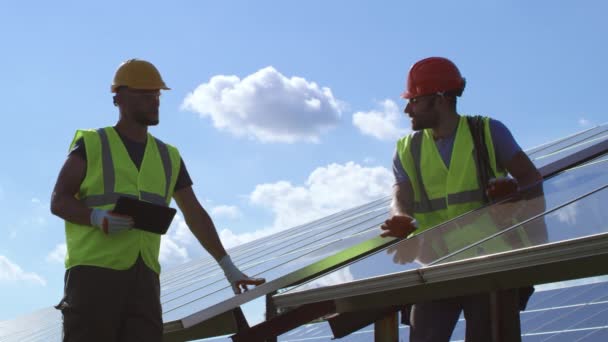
[173,186,227,261]
[391,181,414,216]
[504,151,543,189]
[173,186,265,292]
[381,181,417,238]
[50,154,92,226]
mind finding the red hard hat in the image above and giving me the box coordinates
[401,57,466,99]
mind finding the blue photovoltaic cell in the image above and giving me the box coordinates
[525,281,608,311]
[522,303,608,333]
[522,328,608,342]
[279,322,411,342]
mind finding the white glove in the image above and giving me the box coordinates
[219,255,250,294]
[90,208,133,235]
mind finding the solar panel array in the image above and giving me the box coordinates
[0,123,606,341]
[4,280,607,341]
[274,280,608,341]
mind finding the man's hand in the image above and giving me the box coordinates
[219,255,266,294]
[380,215,418,238]
[486,177,519,202]
[90,208,133,235]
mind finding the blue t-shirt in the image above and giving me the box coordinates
[392,118,522,184]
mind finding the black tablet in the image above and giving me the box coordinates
[113,196,176,235]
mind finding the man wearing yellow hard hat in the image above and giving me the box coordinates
[50,59,265,341]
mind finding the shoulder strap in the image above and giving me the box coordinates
[467,115,495,203]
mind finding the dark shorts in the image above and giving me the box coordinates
[55,256,162,342]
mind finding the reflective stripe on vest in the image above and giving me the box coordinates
[409,128,486,214]
[81,128,172,207]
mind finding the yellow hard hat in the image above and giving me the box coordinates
[111,59,170,93]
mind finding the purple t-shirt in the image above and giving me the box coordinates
[392,118,522,184]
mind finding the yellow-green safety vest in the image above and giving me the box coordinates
[397,116,529,258]
[64,127,181,273]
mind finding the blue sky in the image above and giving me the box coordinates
[0,1,606,320]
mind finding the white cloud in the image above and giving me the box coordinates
[46,243,66,264]
[578,118,591,127]
[555,202,578,225]
[23,197,50,228]
[159,238,190,267]
[181,66,344,143]
[219,228,273,250]
[211,205,242,220]
[160,215,197,268]
[353,99,409,141]
[217,162,392,249]
[0,255,46,286]
[294,267,354,291]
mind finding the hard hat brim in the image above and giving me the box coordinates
[111,85,171,93]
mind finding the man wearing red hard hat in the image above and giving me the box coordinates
[380,57,546,341]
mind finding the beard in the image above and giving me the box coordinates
[411,112,439,131]
[134,111,159,126]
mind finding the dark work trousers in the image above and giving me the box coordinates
[56,256,163,342]
[409,293,492,342]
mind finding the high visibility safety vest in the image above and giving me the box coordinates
[397,116,529,258]
[64,127,181,274]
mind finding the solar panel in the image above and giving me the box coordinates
[0,307,61,342]
[526,281,608,310]
[527,125,608,165]
[161,197,393,323]
[531,133,608,171]
[276,153,608,298]
[433,157,608,266]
